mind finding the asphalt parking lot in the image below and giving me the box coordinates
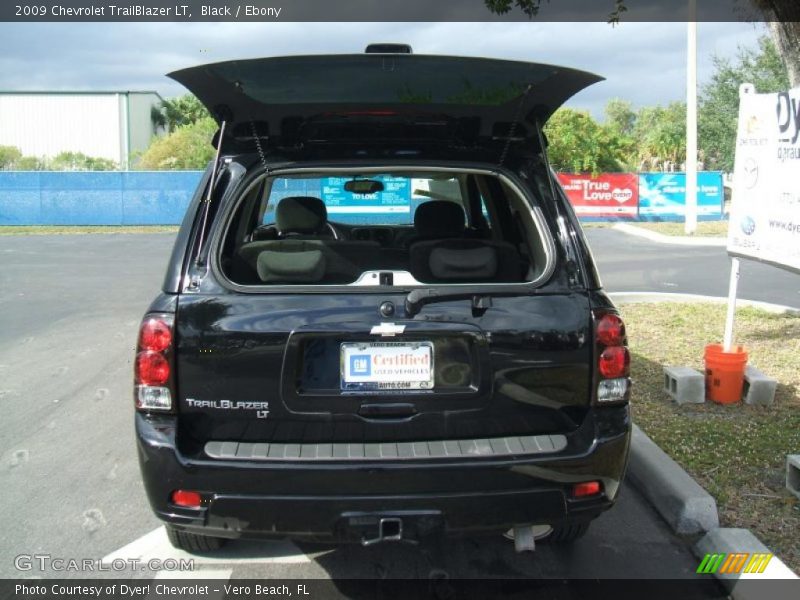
[0,230,764,593]
[587,227,800,308]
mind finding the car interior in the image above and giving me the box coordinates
[219,170,550,286]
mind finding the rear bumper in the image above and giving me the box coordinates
[136,406,630,541]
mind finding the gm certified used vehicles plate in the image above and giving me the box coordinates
[340,341,434,391]
[134,44,632,553]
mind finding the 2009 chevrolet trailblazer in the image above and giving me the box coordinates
[134,45,631,552]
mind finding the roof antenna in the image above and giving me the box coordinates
[194,119,227,266]
[497,84,532,168]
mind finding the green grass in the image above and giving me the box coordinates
[621,302,800,572]
[0,225,179,235]
[632,221,729,237]
[577,222,613,229]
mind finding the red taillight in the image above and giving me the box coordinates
[139,318,172,352]
[171,490,202,508]
[596,314,625,347]
[594,310,630,403]
[599,346,630,379]
[136,351,170,385]
[573,481,602,498]
[135,313,174,411]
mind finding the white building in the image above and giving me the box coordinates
[0,91,164,169]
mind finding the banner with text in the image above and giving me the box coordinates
[727,85,800,274]
[556,173,638,218]
[638,172,724,219]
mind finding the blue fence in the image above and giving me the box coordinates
[0,171,204,225]
[0,170,728,226]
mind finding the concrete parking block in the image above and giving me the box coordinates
[663,366,705,404]
[787,455,800,500]
[628,424,718,534]
[743,365,777,406]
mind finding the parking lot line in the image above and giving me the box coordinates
[103,526,311,567]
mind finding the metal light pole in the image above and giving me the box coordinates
[685,1,698,234]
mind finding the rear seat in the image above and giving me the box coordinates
[408,200,524,283]
[410,238,524,283]
[234,196,386,284]
[237,239,382,284]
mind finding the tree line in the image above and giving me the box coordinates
[548,36,788,174]
[0,147,117,171]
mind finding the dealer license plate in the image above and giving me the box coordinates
[340,341,434,391]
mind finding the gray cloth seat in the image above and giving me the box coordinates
[408,201,523,283]
[409,238,523,283]
[251,196,332,241]
[237,196,365,284]
[238,239,381,284]
[405,200,466,247]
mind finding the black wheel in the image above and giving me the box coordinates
[544,520,590,544]
[165,525,225,552]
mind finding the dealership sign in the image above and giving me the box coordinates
[638,172,724,218]
[727,84,800,273]
[556,173,638,218]
[321,176,411,215]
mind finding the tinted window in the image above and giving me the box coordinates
[219,169,551,288]
[263,175,464,226]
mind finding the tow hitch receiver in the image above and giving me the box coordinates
[341,510,442,545]
[362,517,404,546]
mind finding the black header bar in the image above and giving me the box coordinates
[0,1,784,23]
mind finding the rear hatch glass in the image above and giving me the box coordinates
[218,169,551,287]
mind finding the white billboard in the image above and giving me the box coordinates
[727,84,800,274]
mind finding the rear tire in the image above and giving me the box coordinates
[165,525,225,552]
[544,520,590,544]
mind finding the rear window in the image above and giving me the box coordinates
[218,169,552,288]
[263,175,463,226]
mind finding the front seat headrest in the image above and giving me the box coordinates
[276,196,327,235]
[414,201,465,238]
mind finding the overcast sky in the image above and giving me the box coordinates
[0,21,765,119]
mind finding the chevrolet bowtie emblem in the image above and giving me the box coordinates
[370,323,405,337]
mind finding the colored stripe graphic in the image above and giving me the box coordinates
[744,553,773,574]
[720,553,748,574]
[697,553,726,574]
[697,553,773,574]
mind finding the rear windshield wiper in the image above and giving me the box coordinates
[405,288,495,317]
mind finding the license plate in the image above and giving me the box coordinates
[340,341,434,391]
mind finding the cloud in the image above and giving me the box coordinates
[0,21,765,118]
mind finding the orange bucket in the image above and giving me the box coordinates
[704,344,748,404]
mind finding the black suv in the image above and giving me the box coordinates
[134,46,631,553]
